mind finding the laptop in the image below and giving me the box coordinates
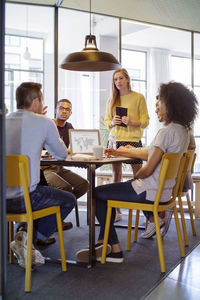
[69,129,101,155]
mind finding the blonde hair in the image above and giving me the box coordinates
[109,68,131,118]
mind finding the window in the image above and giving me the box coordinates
[5,3,54,116]
[5,34,44,113]
[58,8,119,130]
[171,54,200,172]
[122,49,147,146]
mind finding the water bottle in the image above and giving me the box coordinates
[108,135,116,150]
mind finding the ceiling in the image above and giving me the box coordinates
[6,0,200,32]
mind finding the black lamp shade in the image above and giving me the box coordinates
[60,34,121,72]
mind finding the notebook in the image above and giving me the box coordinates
[116,106,128,127]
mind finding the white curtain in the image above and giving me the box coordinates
[147,48,172,144]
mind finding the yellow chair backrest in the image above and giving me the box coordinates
[154,153,184,207]
[6,155,32,215]
[178,149,195,195]
[191,152,196,174]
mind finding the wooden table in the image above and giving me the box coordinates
[41,155,132,267]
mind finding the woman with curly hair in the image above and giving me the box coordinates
[76,81,198,263]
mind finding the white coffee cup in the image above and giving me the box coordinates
[93,145,104,160]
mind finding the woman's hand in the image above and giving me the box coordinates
[121,116,130,126]
[118,145,133,151]
[121,116,141,127]
[111,115,122,126]
[105,148,118,157]
[125,145,134,149]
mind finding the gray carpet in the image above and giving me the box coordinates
[6,210,200,300]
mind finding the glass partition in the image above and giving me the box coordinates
[121,19,191,146]
[58,8,119,131]
[193,33,200,172]
[5,3,54,117]
[4,3,199,173]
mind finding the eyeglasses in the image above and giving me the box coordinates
[59,106,71,112]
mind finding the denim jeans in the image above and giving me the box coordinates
[95,180,154,246]
[7,185,76,238]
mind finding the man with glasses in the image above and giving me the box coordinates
[43,99,89,228]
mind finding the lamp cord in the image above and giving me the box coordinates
[90,0,91,35]
[26,7,28,46]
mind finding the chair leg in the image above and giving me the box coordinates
[25,221,33,292]
[145,218,148,230]
[173,206,185,258]
[56,211,67,272]
[178,196,189,246]
[186,193,196,235]
[133,210,140,242]
[101,206,112,264]
[8,221,14,264]
[75,203,80,227]
[194,181,200,218]
[154,212,165,273]
[126,209,132,250]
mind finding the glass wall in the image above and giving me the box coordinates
[121,20,192,147]
[5,34,44,112]
[5,3,54,117]
[193,33,200,172]
[58,8,119,130]
[4,3,200,172]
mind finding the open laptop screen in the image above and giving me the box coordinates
[69,129,101,155]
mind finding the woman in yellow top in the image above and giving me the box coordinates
[104,68,149,220]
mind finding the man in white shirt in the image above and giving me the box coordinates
[6,82,76,268]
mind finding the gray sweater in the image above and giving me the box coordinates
[6,110,67,198]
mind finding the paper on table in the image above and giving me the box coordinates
[71,153,95,161]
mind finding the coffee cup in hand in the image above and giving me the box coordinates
[93,145,104,160]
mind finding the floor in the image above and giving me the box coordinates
[144,233,200,300]
[5,207,200,300]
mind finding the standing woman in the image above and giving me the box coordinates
[104,68,149,221]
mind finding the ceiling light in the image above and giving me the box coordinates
[60,0,121,72]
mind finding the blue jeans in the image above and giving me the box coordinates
[95,180,154,246]
[7,185,76,238]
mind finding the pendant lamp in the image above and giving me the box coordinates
[60,0,121,72]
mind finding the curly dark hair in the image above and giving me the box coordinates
[159,81,198,129]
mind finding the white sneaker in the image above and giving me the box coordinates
[76,244,111,263]
[10,231,45,269]
[161,209,173,237]
[114,212,122,223]
[141,217,165,239]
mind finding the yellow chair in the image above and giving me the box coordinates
[101,153,185,273]
[176,150,196,246]
[6,155,67,292]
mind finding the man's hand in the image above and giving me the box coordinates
[42,106,48,115]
